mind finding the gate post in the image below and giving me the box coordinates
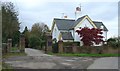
[58,40,63,53]
[19,34,25,52]
[45,32,52,53]
[7,38,12,53]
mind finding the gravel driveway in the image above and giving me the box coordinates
[3,48,97,69]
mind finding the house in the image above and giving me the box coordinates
[51,15,108,46]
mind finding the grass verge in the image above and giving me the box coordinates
[3,52,27,58]
[48,53,120,57]
[2,62,12,69]
[2,52,27,71]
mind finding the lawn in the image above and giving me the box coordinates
[48,53,120,57]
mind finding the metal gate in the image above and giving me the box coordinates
[52,43,58,53]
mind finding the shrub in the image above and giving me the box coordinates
[29,35,41,49]
[107,37,120,49]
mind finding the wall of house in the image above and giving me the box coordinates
[102,31,107,41]
[69,30,74,38]
[52,24,60,42]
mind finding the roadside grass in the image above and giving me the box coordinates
[2,62,13,71]
[2,52,27,71]
[10,47,19,51]
[3,52,27,58]
[0,62,2,71]
[48,53,120,57]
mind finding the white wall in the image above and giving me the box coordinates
[69,30,74,38]
[102,31,107,41]
[52,24,60,42]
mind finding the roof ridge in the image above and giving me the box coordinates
[76,15,87,21]
[54,18,75,21]
[93,21,102,23]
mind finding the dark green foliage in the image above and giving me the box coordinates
[22,26,29,48]
[22,26,28,34]
[107,37,119,49]
[107,38,116,42]
[29,35,41,49]
[12,31,20,47]
[28,23,49,49]
[2,2,20,46]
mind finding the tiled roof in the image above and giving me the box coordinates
[54,18,75,30]
[61,32,74,40]
[54,15,108,31]
[93,21,108,31]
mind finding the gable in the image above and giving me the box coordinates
[74,15,97,29]
[51,20,56,33]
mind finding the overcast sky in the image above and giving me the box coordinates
[2,0,119,39]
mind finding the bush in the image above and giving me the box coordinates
[107,37,119,49]
[108,41,119,49]
[29,35,41,49]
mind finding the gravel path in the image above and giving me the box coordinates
[3,48,97,69]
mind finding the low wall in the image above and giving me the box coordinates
[63,46,119,54]
[57,41,119,54]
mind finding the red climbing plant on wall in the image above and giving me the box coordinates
[76,27,104,46]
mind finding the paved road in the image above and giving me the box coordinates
[87,57,119,69]
[25,48,52,57]
[4,48,96,69]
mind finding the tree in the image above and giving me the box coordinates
[22,26,28,34]
[2,2,20,43]
[12,31,20,47]
[22,26,29,48]
[29,35,41,49]
[29,22,49,49]
[76,27,103,46]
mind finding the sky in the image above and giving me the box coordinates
[2,0,120,39]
